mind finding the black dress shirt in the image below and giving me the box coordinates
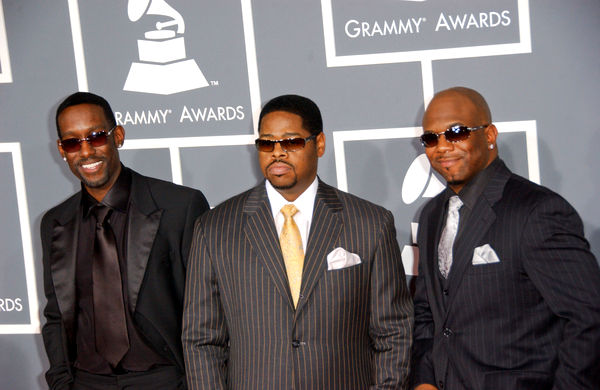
[74,166,169,374]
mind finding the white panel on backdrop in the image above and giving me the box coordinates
[122,134,255,185]
[321,0,531,106]
[67,0,263,138]
[65,0,264,188]
[321,0,531,66]
[0,143,39,334]
[0,0,12,83]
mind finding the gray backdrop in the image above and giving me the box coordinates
[0,1,598,388]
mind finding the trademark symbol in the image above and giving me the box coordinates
[210,80,219,86]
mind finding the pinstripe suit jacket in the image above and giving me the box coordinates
[183,180,413,389]
[411,160,600,390]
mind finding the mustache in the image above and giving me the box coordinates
[267,159,294,169]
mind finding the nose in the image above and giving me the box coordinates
[435,133,454,151]
[271,141,287,157]
[78,139,95,158]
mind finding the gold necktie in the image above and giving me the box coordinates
[280,204,304,308]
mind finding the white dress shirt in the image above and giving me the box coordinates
[265,177,318,252]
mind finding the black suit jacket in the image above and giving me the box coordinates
[411,160,600,389]
[41,169,209,390]
[182,180,414,389]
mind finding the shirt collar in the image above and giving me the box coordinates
[265,176,318,221]
[82,165,132,216]
[449,157,501,210]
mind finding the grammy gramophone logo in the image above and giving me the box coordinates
[123,0,209,95]
[401,153,445,205]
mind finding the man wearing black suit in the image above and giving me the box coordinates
[411,87,600,389]
[41,92,209,389]
[183,94,413,389]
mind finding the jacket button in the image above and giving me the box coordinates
[292,340,301,348]
[438,380,444,388]
[443,289,449,295]
[443,328,453,337]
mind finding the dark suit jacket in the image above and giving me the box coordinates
[41,169,209,390]
[411,160,600,390]
[182,180,414,390]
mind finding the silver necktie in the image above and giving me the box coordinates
[438,195,463,278]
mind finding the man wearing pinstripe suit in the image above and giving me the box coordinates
[411,87,600,389]
[183,94,414,389]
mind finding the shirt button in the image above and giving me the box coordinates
[443,328,453,337]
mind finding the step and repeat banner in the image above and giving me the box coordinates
[0,1,598,388]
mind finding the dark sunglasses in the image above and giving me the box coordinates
[59,127,116,153]
[420,124,488,147]
[255,133,318,152]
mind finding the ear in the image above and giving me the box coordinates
[113,125,125,148]
[485,124,498,146]
[56,139,66,159]
[316,131,326,157]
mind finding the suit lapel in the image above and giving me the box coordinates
[243,184,294,308]
[49,193,81,335]
[295,181,343,314]
[127,172,162,311]
[444,162,511,316]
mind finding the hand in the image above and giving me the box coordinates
[414,384,438,390]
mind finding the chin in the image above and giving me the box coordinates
[447,179,465,187]
[81,175,110,189]
[269,178,297,191]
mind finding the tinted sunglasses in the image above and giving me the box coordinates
[420,124,488,147]
[255,133,318,152]
[59,127,116,153]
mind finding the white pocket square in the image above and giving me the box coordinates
[472,244,501,265]
[327,247,362,271]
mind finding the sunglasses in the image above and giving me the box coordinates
[255,133,317,152]
[59,127,116,153]
[420,124,488,147]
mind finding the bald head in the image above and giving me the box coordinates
[422,86,498,193]
[427,86,492,125]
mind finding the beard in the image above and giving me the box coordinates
[446,179,465,187]
[269,177,297,191]
[74,158,111,189]
[80,172,110,189]
[265,159,298,190]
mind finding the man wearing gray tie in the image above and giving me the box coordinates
[411,87,600,390]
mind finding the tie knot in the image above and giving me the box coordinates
[93,204,111,224]
[449,195,463,212]
[281,204,299,219]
